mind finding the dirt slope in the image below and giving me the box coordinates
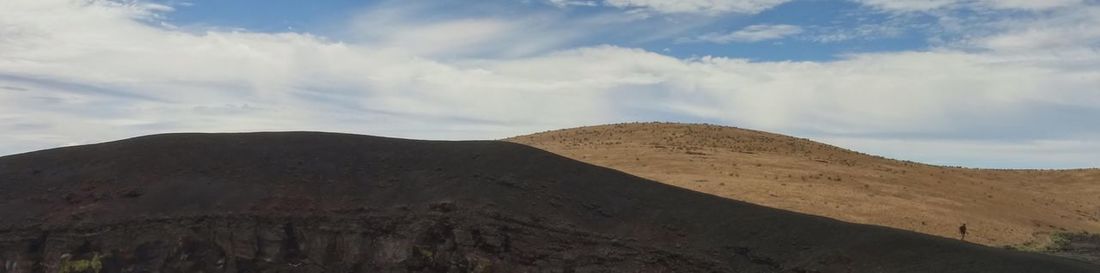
[1,132,1097,272]
[508,122,1100,248]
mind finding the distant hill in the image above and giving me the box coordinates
[508,122,1100,249]
[1,132,1096,272]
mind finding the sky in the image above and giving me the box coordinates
[0,0,1098,169]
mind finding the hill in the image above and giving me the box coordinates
[508,122,1100,250]
[0,132,1096,272]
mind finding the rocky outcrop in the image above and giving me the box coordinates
[1,210,731,273]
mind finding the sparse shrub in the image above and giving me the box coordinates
[1046,232,1075,251]
[1007,232,1094,253]
[60,253,102,273]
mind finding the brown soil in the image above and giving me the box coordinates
[508,122,1100,248]
[1,132,1097,272]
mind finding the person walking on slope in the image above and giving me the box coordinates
[959,223,968,241]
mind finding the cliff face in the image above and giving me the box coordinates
[1,212,724,273]
[0,132,1097,273]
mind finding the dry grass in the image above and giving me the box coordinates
[507,122,1100,247]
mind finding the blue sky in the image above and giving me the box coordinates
[1,0,1098,168]
[161,0,933,61]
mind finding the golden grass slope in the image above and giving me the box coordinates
[507,122,1100,247]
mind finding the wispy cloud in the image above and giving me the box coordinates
[343,1,696,57]
[853,0,1086,12]
[965,6,1100,54]
[806,23,906,43]
[547,0,600,8]
[851,0,959,11]
[556,0,791,15]
[683,24,803,43]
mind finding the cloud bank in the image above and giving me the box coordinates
[0,0,1098,168]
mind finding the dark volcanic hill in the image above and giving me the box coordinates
[0,132,1096,273]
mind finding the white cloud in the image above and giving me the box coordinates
[352,18,521,56]
[1,0,1099,168]
[548,0,600,7]
[981,0,1085,10]
[603,0,790,15]
[854,0,1086,12]
[687,24,802,43]
[853,0,959,11]
[968,6,1100,54]
[807,23,906,43]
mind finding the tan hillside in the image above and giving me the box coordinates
[507,122,1100,247]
